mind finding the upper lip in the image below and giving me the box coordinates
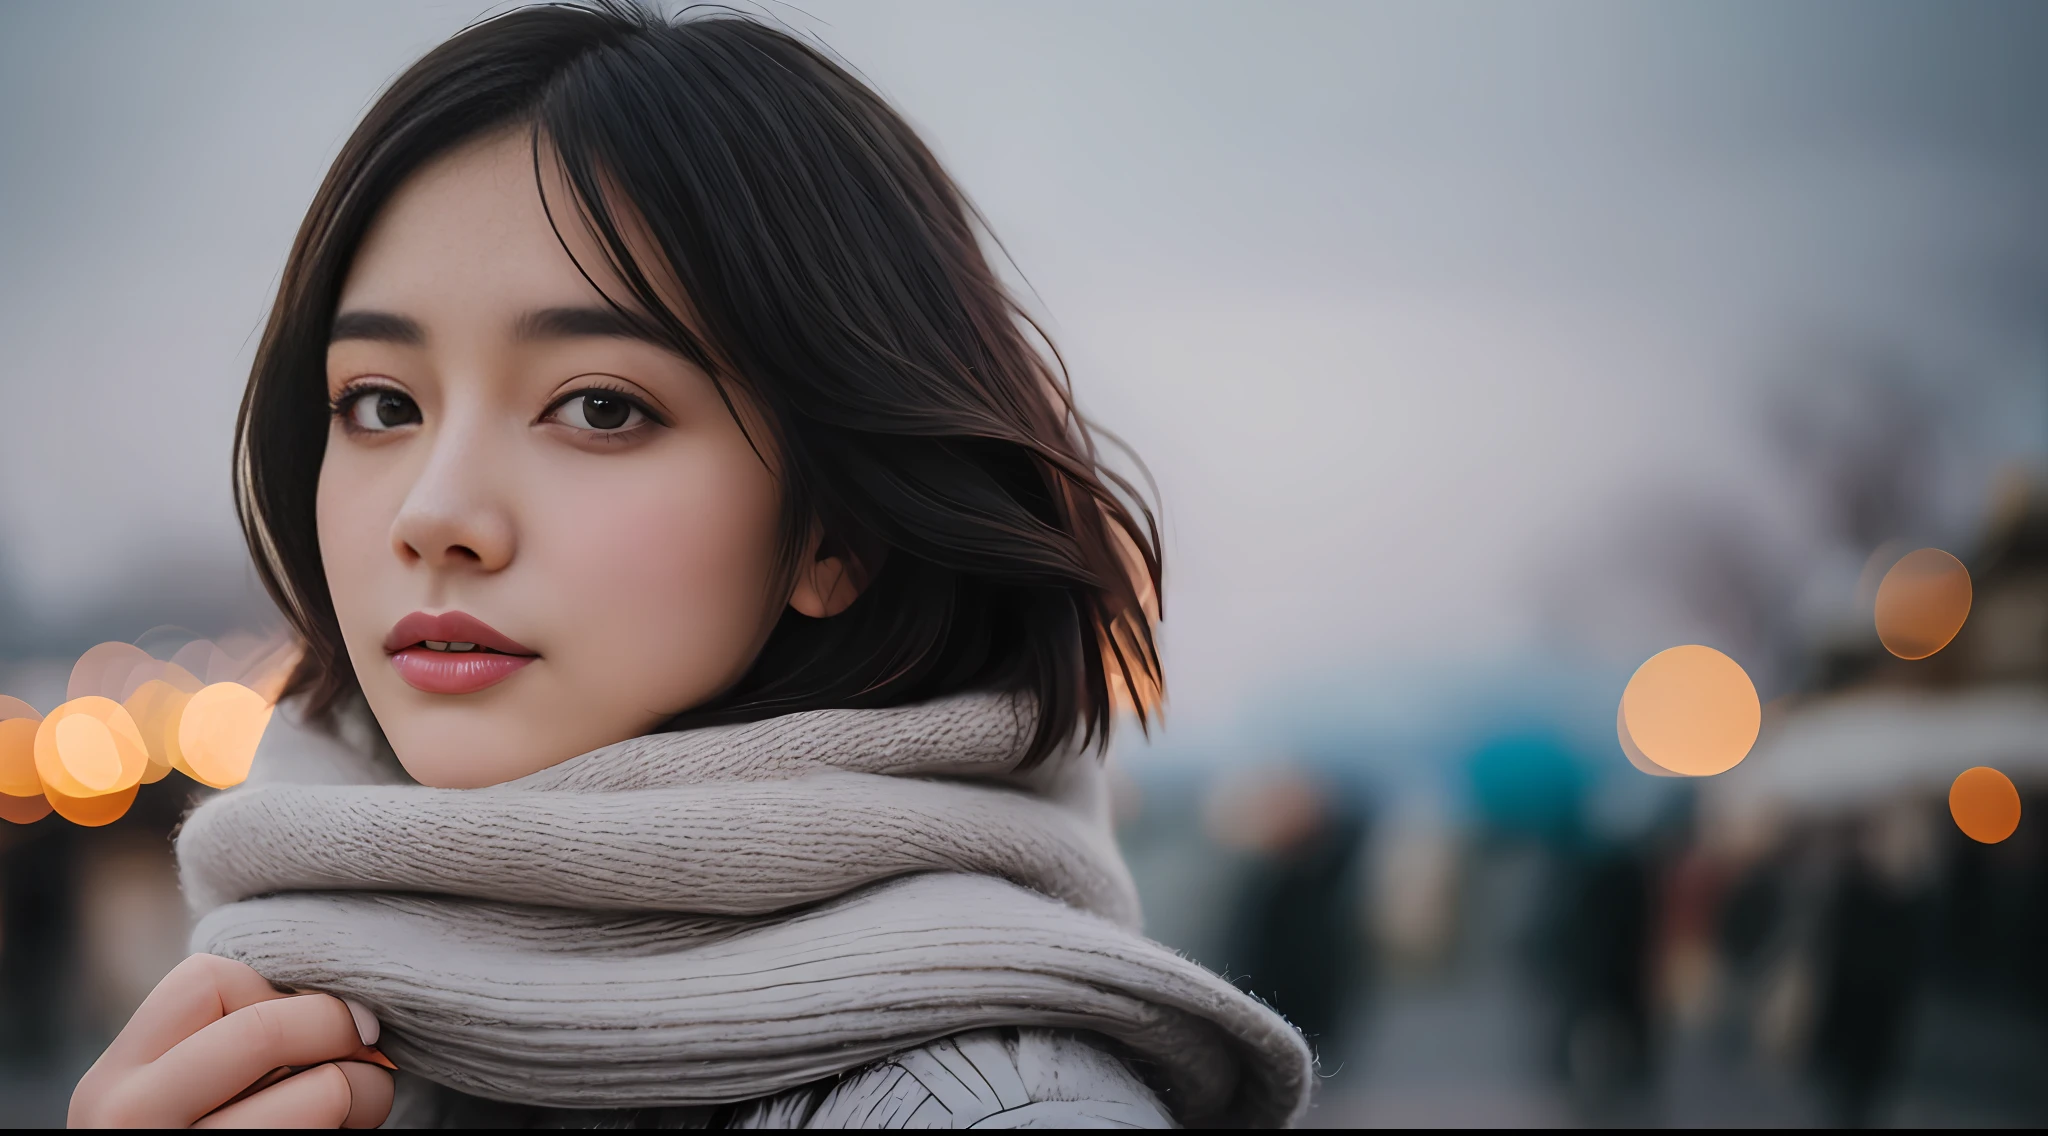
[382,611,537,656]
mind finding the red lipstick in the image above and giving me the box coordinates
[384,611,536,695]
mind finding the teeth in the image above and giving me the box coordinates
[418,640,485,653]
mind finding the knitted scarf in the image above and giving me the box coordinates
[175,693,1312,1127]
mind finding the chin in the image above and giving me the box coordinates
[399,757,517,790]
[393,746,535,789]
[379,710,565,789]
[367,674,691,787]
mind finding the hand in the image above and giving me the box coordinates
[69,954,393,1129]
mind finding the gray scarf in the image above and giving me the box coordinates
[176,693,1313,1127]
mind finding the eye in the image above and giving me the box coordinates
[336,387,421,432]
[548,389,648,433]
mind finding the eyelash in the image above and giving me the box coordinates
[329,380,412,434]
[541,380,667,442]
[327,379,668,442]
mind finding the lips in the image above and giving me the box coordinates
[384,611,536,695]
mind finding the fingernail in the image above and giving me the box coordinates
[342,998,381,1046]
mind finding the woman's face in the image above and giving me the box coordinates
[318,130,789,787]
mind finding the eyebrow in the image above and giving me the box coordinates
[513,305,663,345]
[328,305,667,349]
[329,310,424,345]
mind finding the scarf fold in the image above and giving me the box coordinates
[177,693,1312,1127]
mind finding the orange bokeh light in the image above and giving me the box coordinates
[67,640,157,703]
[237,642,301,703]
[114,658,204,703]
[1873,548,1972,660]
[1949,766,2020,844]
[0,791,52,824]
[171,638,239,686]
[0,697,44,799]
[34,697,150,799]
[123,678,193,785]
[1616,704,1683,777]
[0,634,290,825]
[176,682,272,790]
[44,781,139,827]
[1619,645,1760,777]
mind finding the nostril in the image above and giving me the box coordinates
[388,514,509,570]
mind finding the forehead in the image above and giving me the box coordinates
[340,129,608,312]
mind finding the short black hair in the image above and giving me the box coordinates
[234,1,1162,765]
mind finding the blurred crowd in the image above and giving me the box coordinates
[1112,481,2048,1127]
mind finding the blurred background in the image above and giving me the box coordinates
[5,0,2048,1125]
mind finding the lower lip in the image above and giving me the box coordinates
[388,648,535,694]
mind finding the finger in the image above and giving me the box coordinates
[116,994,364,1125]
[191,1063,351,1130]
[102,954,293,1068]
[71,955,297,1124]
[335,1061,394,1129]
[218,1065,295,1109]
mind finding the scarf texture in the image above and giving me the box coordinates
[176,693,1313,1127]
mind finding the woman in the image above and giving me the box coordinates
[69,2,1310,1127]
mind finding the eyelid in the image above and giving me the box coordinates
[540,377,670,427]
[329,376,409,407]
[330,380,422,436]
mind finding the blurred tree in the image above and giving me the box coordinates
[1765,351,1944,556]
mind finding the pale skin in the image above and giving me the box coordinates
[72,129,861,1127]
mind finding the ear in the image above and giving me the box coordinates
[787,525,865,619]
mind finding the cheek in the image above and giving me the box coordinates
[534,446,783,700]
[314,441,401,636]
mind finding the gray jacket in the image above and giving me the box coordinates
[389,1028,1175,1128]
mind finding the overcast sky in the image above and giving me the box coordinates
[2,0,2045,733]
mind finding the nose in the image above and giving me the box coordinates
[388,418,516,574]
